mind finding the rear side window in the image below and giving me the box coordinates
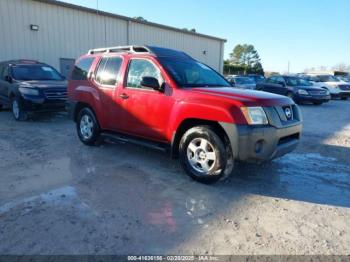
[71,57,94,80]
[95,57,123,86]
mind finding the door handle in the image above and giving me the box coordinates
[119,93,129,99]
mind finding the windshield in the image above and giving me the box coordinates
[11,65,64,81]
[317,75,339,82]
[285,77,312,86]
[158,58,230,88]
[234,77,255,85]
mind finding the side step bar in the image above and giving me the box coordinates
[101,132,169,152]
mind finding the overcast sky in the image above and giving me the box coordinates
[61,0,350,73]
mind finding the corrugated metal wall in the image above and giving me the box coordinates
[0,0,225,72]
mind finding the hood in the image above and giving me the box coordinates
[17,80,67,89]
[189,87,292,107]
[235,84,256,89]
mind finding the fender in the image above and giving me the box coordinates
[166,97,247,141]
[71,85,108,127]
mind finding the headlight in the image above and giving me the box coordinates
[241,107,268,125]
[297,89,309,95]
[19,87,39,96]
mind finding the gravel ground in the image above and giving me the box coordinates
[0,100,349,255]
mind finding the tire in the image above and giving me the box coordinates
[76,107,101,146]
[11,96,27,121]
[179,125,228,184]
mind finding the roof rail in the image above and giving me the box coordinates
[88,45,151,55]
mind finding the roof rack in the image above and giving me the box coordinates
[88,45,151,55]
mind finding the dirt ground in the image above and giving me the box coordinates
[0,100,349,255]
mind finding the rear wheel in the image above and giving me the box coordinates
[76,107,100,146]
[11,96,27,121]
[179,126,228,184]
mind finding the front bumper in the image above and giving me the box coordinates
[220,104,302,163]
[21,95,66,112]
[294,94,331,103]
[235,124,301,163]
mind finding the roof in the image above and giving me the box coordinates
[2,59,42,65]
[86,45,195,60]
[31,0,227,43]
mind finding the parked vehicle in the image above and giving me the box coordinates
[336,75,350,83]
[256,75,331,105]
[246,74,266,84]
[0,60,67,120]
[227,76,256,89]
[300,74,350,100]
[67,45,302,184]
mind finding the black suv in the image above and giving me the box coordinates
[256,75,331,105]
[0,60,67,120]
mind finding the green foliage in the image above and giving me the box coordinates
[225,44,264,75]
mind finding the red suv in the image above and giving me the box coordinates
[67,46,302,183]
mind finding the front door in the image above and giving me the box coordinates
[118,58,174,142]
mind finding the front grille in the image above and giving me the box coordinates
[309,90,327,95]
[338,85,350,91]
[44,89,67,100]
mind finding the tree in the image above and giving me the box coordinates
[225,44,264,75]
[229,44,263,74]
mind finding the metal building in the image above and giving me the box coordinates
[0,0,226,77]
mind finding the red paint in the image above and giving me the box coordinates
[68,52,290,144]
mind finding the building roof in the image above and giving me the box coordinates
[32,0,227,43]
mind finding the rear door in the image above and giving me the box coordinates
[274,76,288,95]
[260,77,279,93]
[117,57,174,142]
[91,55,124,131]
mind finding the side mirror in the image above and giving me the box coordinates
[141,76,161,91]
[4,75,12,83]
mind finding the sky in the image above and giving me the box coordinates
[60,0,350,73]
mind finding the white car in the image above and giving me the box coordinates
[302,74,350,100]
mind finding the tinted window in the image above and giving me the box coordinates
[126,59,162,89]
[71,57,94,80]
[285,77,312,86]
[95,57,122,86]
[159,58,230,88]
[318,75,339,82]
[234,77,255,85]
[11,65,64,81]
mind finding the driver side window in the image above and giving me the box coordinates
[126,59,162,89]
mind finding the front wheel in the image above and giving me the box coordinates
[179,126,228,184]
[76,107,100,146]
[11,96,27,121]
